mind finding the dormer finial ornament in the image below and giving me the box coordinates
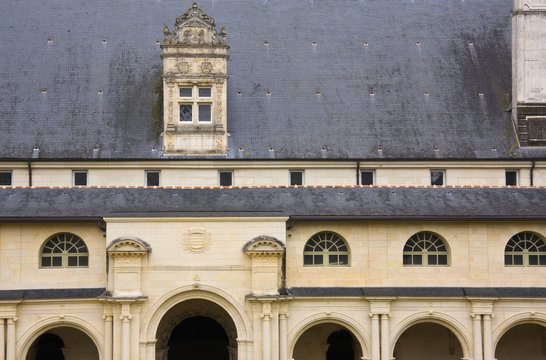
[163,3,227,47]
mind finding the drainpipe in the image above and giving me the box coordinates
[356,160,360,185]
[530,160,536,186]
[27,159,33,186]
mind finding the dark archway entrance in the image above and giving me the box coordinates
[293,323,362,360]
[393,322,463,360]
[168,316,229,359]
[326,330,354,360]
[156,299,237,360]
[26,327,99,360]
[496,323,546,360]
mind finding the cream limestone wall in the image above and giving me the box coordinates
[286,221,546,288]
[3,161,546,187]
[0,223,106,289]
[104,217,287,329]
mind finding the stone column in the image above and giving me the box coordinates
[121,303,132,360]
[472,314,483,360]
[6,318,15,360]
[145,341,156,360]
[104,313,113,360]
[262,302,272,360]
[370,314,380,360]
[380,315,389,360]
[482,314,493,360]
[113,304,122,360]
[131,304,141,360]
[0,319,5,360]
[279,306,288,360]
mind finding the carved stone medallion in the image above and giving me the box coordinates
[177,61,191,74]
[183,228,212,253]
[200,61,213,74]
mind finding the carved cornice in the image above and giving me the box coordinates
[107,236,152,257]
[243,235,285,257]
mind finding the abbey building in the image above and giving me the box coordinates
[1,1,546,359]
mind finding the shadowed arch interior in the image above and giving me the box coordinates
[394,322,463,360]
[496,323,546,360]
[156,299,237,360]
[293,323,362,360]
[26,327,99,360]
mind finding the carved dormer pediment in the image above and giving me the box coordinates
[161,3,229,155]
[107,236,151,257]
[244,235,285,256]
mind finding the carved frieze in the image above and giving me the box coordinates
[177,61,191,74]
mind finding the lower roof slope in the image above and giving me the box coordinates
[0,187,545,220]
[1,0,542,160]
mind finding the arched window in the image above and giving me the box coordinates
[303,231,349,266]
[403,231,449,266]
[504,231,546,266]
[40,233,89,268]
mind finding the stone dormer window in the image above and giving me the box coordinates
[179,85,213,123]
[161,3,228,155]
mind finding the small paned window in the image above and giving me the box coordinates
[219,171,233,186]
[290,170,304,186]
[199,104,212,122]
[361,170,374,185]
[178,85,213,124]
[180,87,192,97]
[180,104,193,122]
[41,233,89,268]
[146,171,160,187]
[198,87,212,97]
[505,232,546,266]
[505,170,518,186]
[0,171,12,186]
[303,231,349,266]
[403,231,449,266]
[73,171,88,186]
[430,170,445,186]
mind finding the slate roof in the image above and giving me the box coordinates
[288,287,546,298]
[0,288,105,301]
[1,0,545,160]
[0,186,545,220]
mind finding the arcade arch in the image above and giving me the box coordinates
[290,315,369,360]
[393,322,464,360]
[496,322,546,360]
[24,326,100,360]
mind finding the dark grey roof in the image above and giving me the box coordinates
[289,287,546,298]
[1,0,543,160]
[1,186,545,219]
[0,288,105,301]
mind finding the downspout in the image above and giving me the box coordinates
[27,159,33,186]
[356,160,360,185]
[530,159,536,186]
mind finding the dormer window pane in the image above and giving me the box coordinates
[180,104,192,122]
[198,87,212,97]
[180,87,192,97]
[199,104,211,122]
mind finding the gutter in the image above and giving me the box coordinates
[289,215,546,221]
[356,160,360,185]
[530,160,536,186]
[27,159,33,186]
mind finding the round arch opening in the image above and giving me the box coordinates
[155,298,238,360]
[25,326,99,360]
[496,323,546,360]
[292,323,363,360]
[393,322,463,360]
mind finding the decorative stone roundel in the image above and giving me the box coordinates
[200,61,213,74]
[184,228,212,253]
[177,61,191,74]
